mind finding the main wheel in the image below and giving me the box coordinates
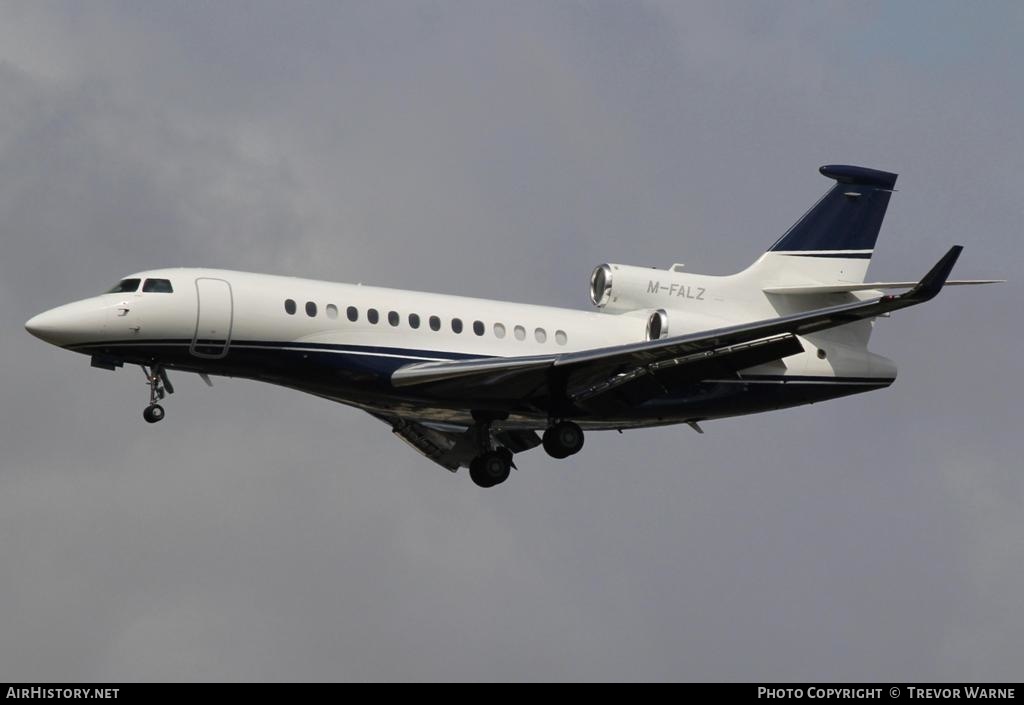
[543,421,584,459]
[143,404,165,424]
[469,451,511,488]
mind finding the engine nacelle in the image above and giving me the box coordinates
[589,263,706,313]
[589,264,614,308]
[645,308,669,341]
[590,262,733,341]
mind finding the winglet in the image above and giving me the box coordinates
[904,245,963,302]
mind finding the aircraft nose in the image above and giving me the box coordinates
[25,310,54,338]
[25,308,68,344]
[24,301,102,347]
[24,313,41,336]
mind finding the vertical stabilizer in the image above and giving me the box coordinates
[750,164,898,285]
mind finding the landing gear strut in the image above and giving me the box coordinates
[466,417,513,488]
[543,421,584,459]
[141,364,173,423]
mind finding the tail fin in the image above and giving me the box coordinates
[754,165,897,284]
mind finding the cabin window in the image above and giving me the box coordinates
[451,318,463,334]
[429,316,441,331]
[473,320,485,336]
[326,304,338,319]
[305,301,317,317]
[494,323,506,339]
[535,328,547,343]
[142,278,173,293]
[514,325,526,341]
[555,330,567,345]
[347,306,358,322]
[284,299,297,315]
[368,308,380,324]
[107,279,141,294]
[388,311,400,327]
[409,313,420,329]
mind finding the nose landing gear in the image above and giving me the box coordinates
[143,404,165,423]
[141,364,173,423]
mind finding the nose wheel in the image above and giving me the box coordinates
[141,364,173,423]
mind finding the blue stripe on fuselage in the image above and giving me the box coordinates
[67,338,893,418]
[778,252,873,259]
[67,339,894,387]
[68,338,486,362]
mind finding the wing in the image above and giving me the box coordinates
[392,246,964,407]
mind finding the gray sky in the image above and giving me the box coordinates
[1,1,1021,681]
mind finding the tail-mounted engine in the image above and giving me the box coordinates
[645,308,668,341]
[590,264,671,341]
[590,263,708,310]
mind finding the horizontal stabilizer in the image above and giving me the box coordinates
[764,279,1003,295]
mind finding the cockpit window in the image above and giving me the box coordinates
[106,278,141,293]
[142,278,173,293]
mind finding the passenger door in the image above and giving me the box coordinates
[191,278,233,358]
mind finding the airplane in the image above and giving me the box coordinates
[25,164,1000,488]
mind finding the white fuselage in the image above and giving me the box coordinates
[25,265,897,429]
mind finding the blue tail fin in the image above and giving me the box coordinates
[768,165,897,256]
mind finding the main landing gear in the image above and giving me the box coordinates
[542,420,584,459]
[469,448,513,489]
[465,419,586,489]
[466,417,514,489]
[141,364,173,424]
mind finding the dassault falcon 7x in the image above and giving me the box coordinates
[26,165,999,488]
